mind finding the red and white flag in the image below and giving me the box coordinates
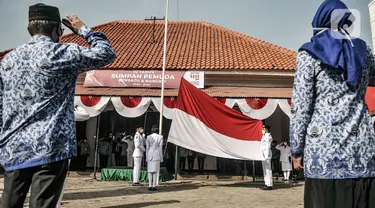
[168,79,264,161]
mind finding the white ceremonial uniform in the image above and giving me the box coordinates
[133,132,145,183]
[261,133,273,187]
[146,133,163,188]
[276,143,292,171]
[123,136,134,167]
[146,133,163,172]
[276,143,292,180]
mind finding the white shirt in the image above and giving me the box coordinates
[146,133,164,162]
[276,143,292,162]
[133,132,145,157]
[122,135,134,153]
[260,133,272,161]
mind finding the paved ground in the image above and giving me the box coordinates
[0,176,304,208]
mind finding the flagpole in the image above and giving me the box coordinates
[157,0,169,186]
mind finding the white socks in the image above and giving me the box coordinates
[283,171,291,180]
[148,173,158,187]
[148,173,153,187]
[152,173,157,187]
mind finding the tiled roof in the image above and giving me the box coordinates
[61,20,297,71]
[75,85,293,98]
[1,21,297,70]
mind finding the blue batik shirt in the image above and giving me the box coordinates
[0,26,116,171]
[290,47,375,179]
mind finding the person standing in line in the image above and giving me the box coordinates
[179,147,188,173]
[196,152,206,173]
[276,139,292,182]
[0,4,116,207]
[291,1,375,207]
[119,133,128,166]
[133,126,145,186]
[78,138,90,171]
[260,125,273,190]
[98,138,111,169]
[146,128,163,191]
[114,137,122,167]
[187,149,196,174]
[270,140,281,177]
[122,133,134,167]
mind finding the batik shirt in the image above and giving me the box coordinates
[290,47,375,179]
[0,26,116,171]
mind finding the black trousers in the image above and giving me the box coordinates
[100,155,109,168]
[80,155,88,170]
[305,178,375,208]
[1,159,69,208]
[179,157,186,172]
[271,159,280,174]
[187,156,195,172]
[114,152,121,166]
[197,157,205,172]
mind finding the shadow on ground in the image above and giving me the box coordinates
[204,181,304,190]
[101,200,181,208]
[62,182,198,201]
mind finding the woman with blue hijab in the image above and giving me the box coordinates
[291,0,375,207]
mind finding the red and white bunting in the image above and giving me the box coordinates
[111,97,151,118]
[277,99,292,118]
[214,98,237,108]
[236,98,278,120]
[152,97,178,120]
[74,106,90,121]
[73,96,294,121]
[74,96,110,117]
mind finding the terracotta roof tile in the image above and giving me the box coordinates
[75,85,292,98]
[1,21,297,71]
[61,20,297,71]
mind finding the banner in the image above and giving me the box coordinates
[83,70,204,89]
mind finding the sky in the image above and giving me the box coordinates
[0,0,373,51]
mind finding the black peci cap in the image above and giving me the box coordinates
[29,3,61,22]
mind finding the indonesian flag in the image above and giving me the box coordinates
[168,78,264,161]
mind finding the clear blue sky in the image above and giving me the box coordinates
[0,0,372,51]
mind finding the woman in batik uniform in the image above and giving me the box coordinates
[291,1,375,207]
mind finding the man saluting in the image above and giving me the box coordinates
[0,3,116,207]
[133,126,146,186]
[260,125,273,190]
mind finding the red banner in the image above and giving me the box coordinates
[83,70,184,88]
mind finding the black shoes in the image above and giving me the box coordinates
[148,187,157,191]
[261,186,273,190]
[132,183,140,186]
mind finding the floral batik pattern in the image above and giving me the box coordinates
[291,48,375,179]
[0,26,116,171]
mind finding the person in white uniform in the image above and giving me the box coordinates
[276,139,292,182]
[122,133,134,167]
[146,128,164,191]
[132,126,145,186]
[261,125,273,190]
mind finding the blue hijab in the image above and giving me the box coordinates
[299,0,367,87]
